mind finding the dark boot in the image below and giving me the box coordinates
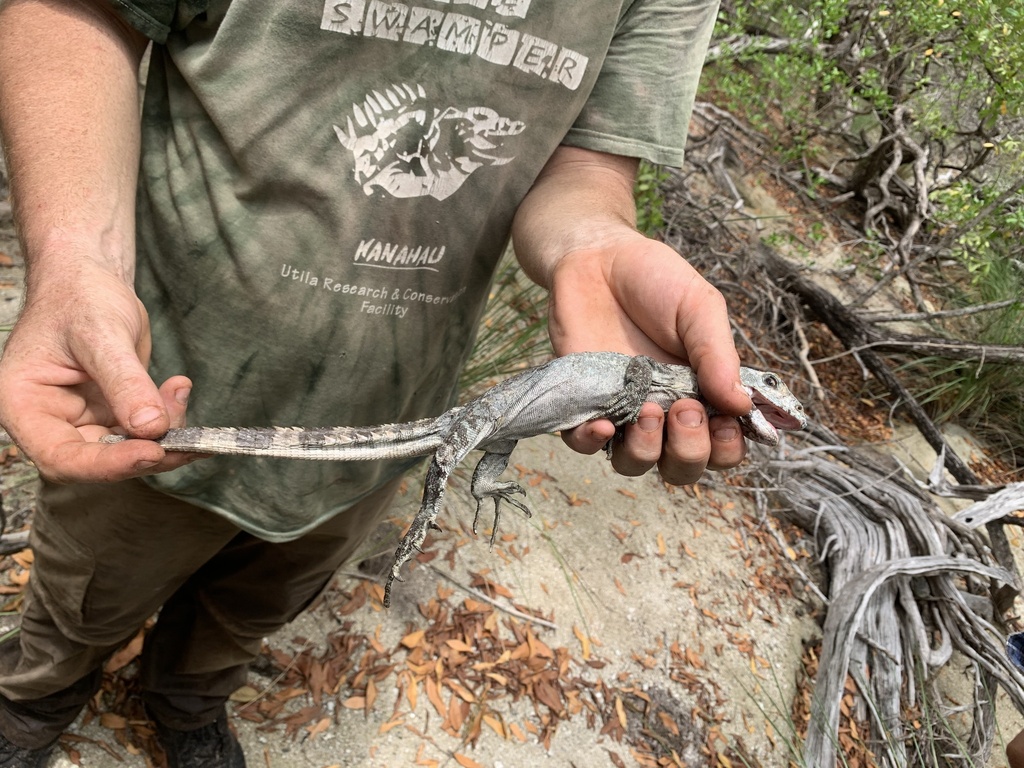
[0,731,53,768]
[154,711,246,768]
[0,669,101,768]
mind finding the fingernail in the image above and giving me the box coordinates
[175,387,191,406]
[677,409,704,428]
[714,425,739,441]
[637,415,661,432]
[135,459,159,470]
[129,407,163,430]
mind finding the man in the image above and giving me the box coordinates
[0,0,751,765]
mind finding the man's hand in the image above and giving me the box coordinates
[0,1,203,482]
[513,146,751,484]
[0,258,200,483]
[548,237,751,484]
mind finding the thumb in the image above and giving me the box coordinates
[673,280,752,417]
[71,333,169,438]
[680,332,751,417]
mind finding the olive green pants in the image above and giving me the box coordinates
[0,476,400,749]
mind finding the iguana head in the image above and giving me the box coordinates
[739,368,807,445]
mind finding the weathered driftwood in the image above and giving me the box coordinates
[953,483,1024,529]
[758,244,1021,608]
[808,554,1016,767]
[924,447,1006,502]
[755,429,1024,767]
[752,245,1024,764]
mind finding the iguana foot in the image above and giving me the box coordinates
[471,482,532,547]
[468,444,529,547]
[384,505,440,607]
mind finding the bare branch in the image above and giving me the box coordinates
[858,298,1020,323]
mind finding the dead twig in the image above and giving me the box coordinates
[791,314,825,401]
[427,565,558,631]
[857,298,1020,324]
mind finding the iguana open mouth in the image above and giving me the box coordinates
[752,392,807,432]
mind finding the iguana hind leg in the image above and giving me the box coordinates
[384,442,460,607]
[469,441,532,547]
[384,412,493,607]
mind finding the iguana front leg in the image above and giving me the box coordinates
[603,355,656,424]
[469,441,532,547]
[602,355,656,456]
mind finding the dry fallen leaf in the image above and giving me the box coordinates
[367,582,386,604]
[482,713,506,739]
[446,679,476,703]
[228,685,261,703]
[11,551,33,568]
[615,695,627,728]
[425,676,446,719]
[307,717,331,738]
[614,577,627,596]
[99,713,128,730]
[414,743,438,767]
[401,629,426,649]
[573,624,592,661]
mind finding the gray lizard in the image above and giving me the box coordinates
[102,353,807,605]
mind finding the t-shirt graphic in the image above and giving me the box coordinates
[333,83,526,200]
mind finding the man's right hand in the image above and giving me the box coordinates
[0,259,199,483]
[0,1,201,482]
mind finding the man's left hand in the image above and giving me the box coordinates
[512,146,752,485]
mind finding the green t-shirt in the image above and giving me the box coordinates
[112,0,720,540]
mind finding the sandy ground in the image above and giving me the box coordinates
[46,436,821,768]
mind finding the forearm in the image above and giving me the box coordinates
[512,145,639,289]
[0,0,147,287]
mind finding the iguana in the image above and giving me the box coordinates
[103,353,807,605]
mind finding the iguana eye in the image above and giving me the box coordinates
[762,373,781,389]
